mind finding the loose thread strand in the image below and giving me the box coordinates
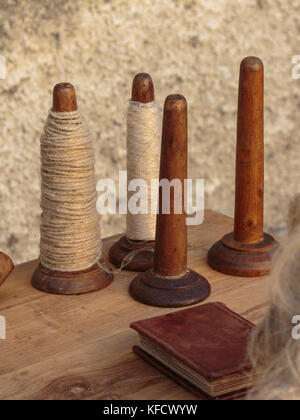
[98,246,155,275]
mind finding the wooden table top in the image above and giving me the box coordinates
[0,210,272,400]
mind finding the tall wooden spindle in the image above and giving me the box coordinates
[208,57,279,277]
[153,94,187,277]
[130,94,210,307]
[234,57,264,244]
[32,83,113,295]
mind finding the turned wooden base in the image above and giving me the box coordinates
[32,263,113,295]
[109,236,155,272]
[0,252,14,288]
[129,268,211,308]
[207,232,280,277]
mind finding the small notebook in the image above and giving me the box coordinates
[131,302,258,400]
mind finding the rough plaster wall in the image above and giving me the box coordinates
[0,0,300,264]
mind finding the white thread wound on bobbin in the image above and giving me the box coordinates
[39,110,102,272]
[126,100,161,241]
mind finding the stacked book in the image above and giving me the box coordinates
[131,302,259,400]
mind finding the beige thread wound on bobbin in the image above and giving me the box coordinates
[40,109,102,272]
[126,100,160,241]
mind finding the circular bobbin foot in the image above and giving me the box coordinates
[129,268,211,308]
[109,236,155,272]
[207,232,280,277]
[32,263,113,295]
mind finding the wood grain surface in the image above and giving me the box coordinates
[0,210,272,400]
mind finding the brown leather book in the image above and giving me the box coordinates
[131,302,258,400]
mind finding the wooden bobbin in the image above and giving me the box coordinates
[130,94,211,307]
[32,83,113,295]
[0,252,14,289]
[208,57,279,277]
[109,73,156,271]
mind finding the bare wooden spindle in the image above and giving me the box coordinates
[208,57,279,277]
[130,94,210,307]
[234,57,264,244]
[153,94,187,277]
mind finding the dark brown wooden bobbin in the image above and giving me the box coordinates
[0,252,14,289]
[32,83,113,295]
[130,94,211,307]
[208,57,279,277]
[109,73,156,271]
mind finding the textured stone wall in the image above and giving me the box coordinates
[1,0,300,264]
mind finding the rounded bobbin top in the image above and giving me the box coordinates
[52,82,78,112]
[164,94,187,113]
[240,56,263,72]
[131,73,155,103]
